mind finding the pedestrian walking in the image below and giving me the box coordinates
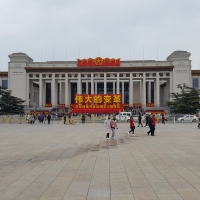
[137,112,143,127]
[110,115,118,139]
[161,113,165,125]
[104,114,111,139]
[128,115,135,136]
[152,115,156,136]
[64,115,66,124]
[147,115,153,136]
[81,114,85,124]
[198,117,200,128]
[47,114,51,124]
[145,114,149,127]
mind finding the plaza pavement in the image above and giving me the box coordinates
[0,122,200,200]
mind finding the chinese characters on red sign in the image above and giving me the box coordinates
[75,94,122,105]
[77,57,120,67]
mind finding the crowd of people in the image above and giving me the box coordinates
[26,113,54,125]
[104,113,163,139]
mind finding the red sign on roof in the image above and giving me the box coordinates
[77,57,120,67]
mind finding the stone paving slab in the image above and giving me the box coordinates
[0,122,200,199]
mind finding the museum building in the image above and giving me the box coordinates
[0,50,196,113]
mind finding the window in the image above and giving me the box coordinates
[2,80,8,89]
[193,78,199,88]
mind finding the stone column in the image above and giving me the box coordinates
[113,81,115,94]
[95,81,97,94]
[148,81,151,103]
[117,73,120,94]
[104,73,107,94]
[55,80,58,106]
[43,81,46,106]
[59,82,62,104]
[122,81,124,104]
[65,73,69,107]
[86,81,89,94]
[51,73,56,106]
[169,72,173,101]
[77,73,81,94]
[156,72,160,107]
[26,73,29,107]
[39,73,43,107]
[91,73,94,94]
[142,72,146,107]
[129,73,133,106]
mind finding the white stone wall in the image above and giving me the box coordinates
[8,64,27,102]
[167,51,192,94]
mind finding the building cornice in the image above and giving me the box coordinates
[25,66,174,73]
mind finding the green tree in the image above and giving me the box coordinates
[0,86,25,114]
[167,83,200,114]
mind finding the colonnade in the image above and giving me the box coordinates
[26,72,172,108]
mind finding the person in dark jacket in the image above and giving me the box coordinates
[81,114,85,124]
[147,115,153,136]
[47,114,51,124]
[137,113,143,127]
[151,115,156,136]
[161,113,165,125]
[145,114,149,127]
[64,115,66,124]
[128,115,135,136]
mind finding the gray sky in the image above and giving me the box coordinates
[0,0,200,71]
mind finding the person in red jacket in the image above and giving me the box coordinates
[151,115,156,136]
[128,115,135,136]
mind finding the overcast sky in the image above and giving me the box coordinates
[0,0,200,71]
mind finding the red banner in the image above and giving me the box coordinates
[72,94,122,113]
[133,103,142,108]
[146,103,154,107]
[77,57,120,67]
[74,94,121,104]
[45,104,52,107]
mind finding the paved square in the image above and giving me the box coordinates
[0,122,200,200]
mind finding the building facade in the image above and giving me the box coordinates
[4,50,193,112]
